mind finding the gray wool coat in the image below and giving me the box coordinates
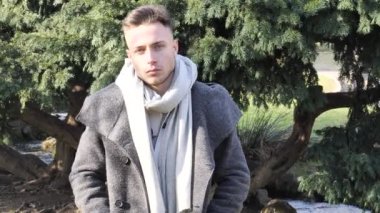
[69,81,250,213]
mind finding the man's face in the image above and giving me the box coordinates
[124,22,178,94]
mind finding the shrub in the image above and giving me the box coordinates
[238,107,291,162]
[298,111,380,212]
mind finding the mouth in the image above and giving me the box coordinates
[147,68,160,74]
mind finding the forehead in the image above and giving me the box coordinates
[124,22,173,49]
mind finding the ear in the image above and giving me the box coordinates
[123,31,131,58]
[173,39,179,54]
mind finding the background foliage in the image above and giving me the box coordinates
[3,0,379,110]
[299,111,380,212]
[1,0,380,211]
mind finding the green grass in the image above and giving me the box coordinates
[240,104,293,129]
[313,108,349,130]
[240,105,349,140]
[239,104,350,190]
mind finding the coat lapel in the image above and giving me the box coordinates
[191,94,215,212]
[107,105,144,177]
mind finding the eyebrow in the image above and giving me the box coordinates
[133,41,166,50]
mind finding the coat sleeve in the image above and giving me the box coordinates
[198,83,250,212]
[207,129,250,212]
[69,127,110,213]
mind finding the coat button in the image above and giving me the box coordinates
[115,200,130,209]
[125,157,131,165]
[115,200,123,208]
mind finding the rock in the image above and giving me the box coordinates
[41,137,57,154]
[242,189,271,213]
[7,120,45,140]
[256,189,271,206]
[0,175,12,185]
[266,172,301,198]
[260,199,296,213]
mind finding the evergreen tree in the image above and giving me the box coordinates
[0,0,380,210]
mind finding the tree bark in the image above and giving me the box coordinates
[49,83,86,187]
[0,143,49,180]
[49,140,77,188]
[18,84,87,150]
[19,104,81,150]
[0,84,88,182]
[249,86,380,195]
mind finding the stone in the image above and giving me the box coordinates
[260,199,296,213]
[256,189,271,206]
[41,137,57,154]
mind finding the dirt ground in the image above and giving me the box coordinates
[0,172,77,213]
[0,171,260,213]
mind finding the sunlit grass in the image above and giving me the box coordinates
[240,105,349,141]
[238,106,291,148]
[239,101,350,187]
[313,108,349,130]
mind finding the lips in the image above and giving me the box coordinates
[147,69,160,72]
[147,68,160,74]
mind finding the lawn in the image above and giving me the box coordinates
[313,108,349,130]
[240,105,349,141]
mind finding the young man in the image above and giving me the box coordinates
[69,5,250,213]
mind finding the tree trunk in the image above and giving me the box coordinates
[0,143,49,180]
[18,84,88,150]
[20,104,81,150]
[48,83,87,188]
[249,86,380,195]
[1,104,82,181]
[1,84,88,182]
[49,140,76,188]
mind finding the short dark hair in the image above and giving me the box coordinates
[122,5,173,31]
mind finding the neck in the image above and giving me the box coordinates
[150,70,175,96]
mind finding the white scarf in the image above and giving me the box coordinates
[115,55,197,213]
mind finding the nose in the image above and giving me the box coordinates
[145,48,157,65]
